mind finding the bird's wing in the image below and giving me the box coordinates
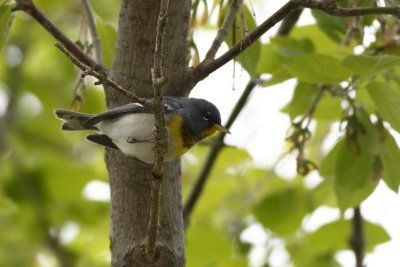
[84,103,149,127]
[84,97,184,127]
[163,97,184,111]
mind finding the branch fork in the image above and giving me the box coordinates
[187,0,400,87]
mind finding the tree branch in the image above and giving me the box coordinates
[349,206,365,267]
[13,0,99,70]
[55,43,150,108]
[183,77,262,228]
[189,0,400,85]
[286,85,325,176]
[82,0,104,65]
[204,0,243,62]
[146,0,170,262]
[183,0,308,226]
[291,0,400,18]
[277,8,303,36]
[13,0,151,108]
[189,1,299,84]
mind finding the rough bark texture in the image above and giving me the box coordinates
[105,0,191,266]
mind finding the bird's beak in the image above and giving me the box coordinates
[213,123,231,134]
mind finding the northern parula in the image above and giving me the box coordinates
[54,97,229,164]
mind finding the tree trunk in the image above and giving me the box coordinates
[105,0,191,266]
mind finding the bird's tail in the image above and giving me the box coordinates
[54,109,97,131]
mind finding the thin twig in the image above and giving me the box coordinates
[13,0,149,106]
[146,177,162,262]
[286,85,326,175]
[82,0,104,65]
[303,86,325,129]
[204,0,243,62]
[190,1,299,84]
[239,5,249,41]
[70,77,86,110]
[13,0,99,70]
[55,43,150,108]
[145,0,170,262]
[151,0,169,186]
[277,8,303,36]
[291,0,400,18]
[183,77,261,228]
[349,206,365,267]
[190,0,400,85]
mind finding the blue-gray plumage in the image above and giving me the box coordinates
[54,97,229,164]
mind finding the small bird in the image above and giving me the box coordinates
[54,97,229,165]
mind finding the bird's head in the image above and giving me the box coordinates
[185,98,230,141]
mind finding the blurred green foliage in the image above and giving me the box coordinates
[1,1,116,266]
[1,0,399,267]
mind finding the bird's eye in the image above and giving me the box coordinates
[202,111,212,121]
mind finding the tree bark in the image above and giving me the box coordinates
[105,0,191,266]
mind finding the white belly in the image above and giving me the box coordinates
[96,113,179,163]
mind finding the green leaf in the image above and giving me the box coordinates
[262,67,293,86]
[342,55,400,77]
[314,93,343,120]
[95,16,117,68]
[281,82,342,120]
[319,139,343,179]
[356,87,376,114]
[290,25,352,54]
[256,43,291,85]
[366,81,400,133]
[380,130,400,192]
[312,10,346,43]
[357,106,380,155]
[334,109,379,210]
[257,37,314,73]
[0,3,13,50]
[288,219,390,267]
[310,180,337,208]
[281,82,317,120]
[284,54,351,83]
[257,37,313,85]
[311,125,342,209]
[253,184,308,235]
[225,5,260,76]
[308,219,390,252]
[364,221,392,251]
